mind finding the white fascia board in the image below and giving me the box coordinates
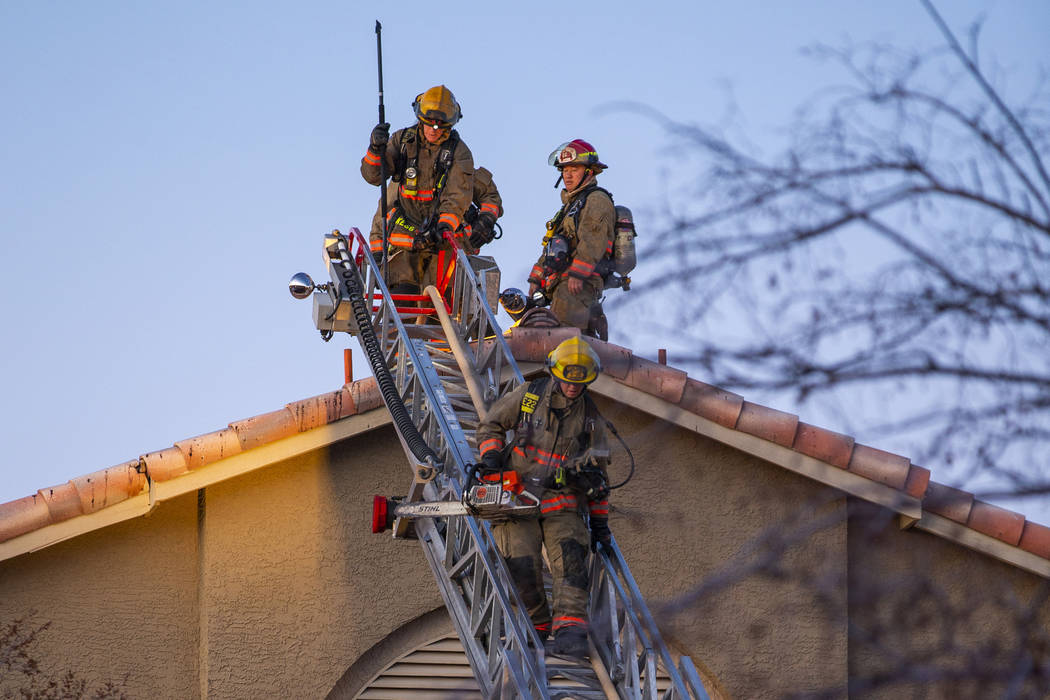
[915,511,1050,579]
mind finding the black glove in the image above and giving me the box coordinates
[369,122,390,151]
[414,223,450,252]
[435,222,454,244]
[468,212,497,249]
[590,516,612,552]
[574,467,610,502]
[479,450,503,475]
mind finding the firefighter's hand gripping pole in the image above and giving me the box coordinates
[375,20,389,283]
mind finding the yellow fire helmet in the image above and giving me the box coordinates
[412,85,462,127]
[546,336,602,385]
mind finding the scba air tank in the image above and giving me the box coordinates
[613,205,637,276]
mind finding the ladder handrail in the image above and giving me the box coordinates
[323,230,550,698]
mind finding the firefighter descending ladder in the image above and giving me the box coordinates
[289,228,709,699]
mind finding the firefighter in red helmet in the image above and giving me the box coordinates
[361,85,476,294]
[528,139,615,340]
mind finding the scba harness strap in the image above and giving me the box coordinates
[382,129,461,249]
[511,376,605,492]
[543,185,615,276]
[393,129,458,198]
[546,185,613,239]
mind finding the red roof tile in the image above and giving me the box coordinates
[286,387,356,432]
[591,341,633,380]
[792,423,854,469]
[1,329,1047,576]
[501,326,581,363]
[229,408,299,451]
[621,356,688,404]
[501,329,1050,567]
[1019,521,1050,559]
[903,465,931,500]
[967,500,1025,546]
[0,378,382,547]
[142,447,189,483]
[69,461,146,514]
[0,496,51,543]
[847,444,911,491]
[350,378,384,413]
[175,428,242,471]
[678,379,744,429]
[735,401,799,448]
[922,481,974,523]
[36,482,82,523]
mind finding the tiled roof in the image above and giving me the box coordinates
[1,330,1046,575]
[499,326,1049,570]
[0,378,383,546]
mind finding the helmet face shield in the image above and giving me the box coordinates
[418,114,452,131]
[546,336,601,385]
[560,363,591,383]
[548,141,574,167]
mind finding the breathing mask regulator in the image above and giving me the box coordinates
[542,233,572,273]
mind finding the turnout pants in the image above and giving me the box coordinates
[549,278,607,340]
[382,249,420,292]
[492,506,591,637]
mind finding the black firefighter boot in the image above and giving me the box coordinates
[549,626,589,659]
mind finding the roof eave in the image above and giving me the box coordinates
[0,410,392,563]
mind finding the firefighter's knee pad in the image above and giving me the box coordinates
[559,539,590,590]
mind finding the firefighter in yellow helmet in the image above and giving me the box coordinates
[361,85,475,294]
[528,139,615,340]
[474,336,612,659]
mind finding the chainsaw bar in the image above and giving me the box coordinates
[394,481,542,519]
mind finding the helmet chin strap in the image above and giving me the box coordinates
[553,171,563,188]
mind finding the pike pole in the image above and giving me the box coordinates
[375,20,388,282]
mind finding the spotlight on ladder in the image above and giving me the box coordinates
[288,272,315,299]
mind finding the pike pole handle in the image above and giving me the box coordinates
[375,20,389,281]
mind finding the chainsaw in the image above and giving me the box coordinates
[392,469,541,520]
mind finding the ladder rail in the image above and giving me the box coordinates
[323,230,551,698]
[590,538,710,699]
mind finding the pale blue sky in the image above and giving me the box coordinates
[1,1,1046,511]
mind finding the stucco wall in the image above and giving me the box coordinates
[846,499,1050,698]
[0,490,200,698]
[199,423,440,699]
[594,396,849,699]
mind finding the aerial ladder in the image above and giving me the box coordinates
[290,228,708,699]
